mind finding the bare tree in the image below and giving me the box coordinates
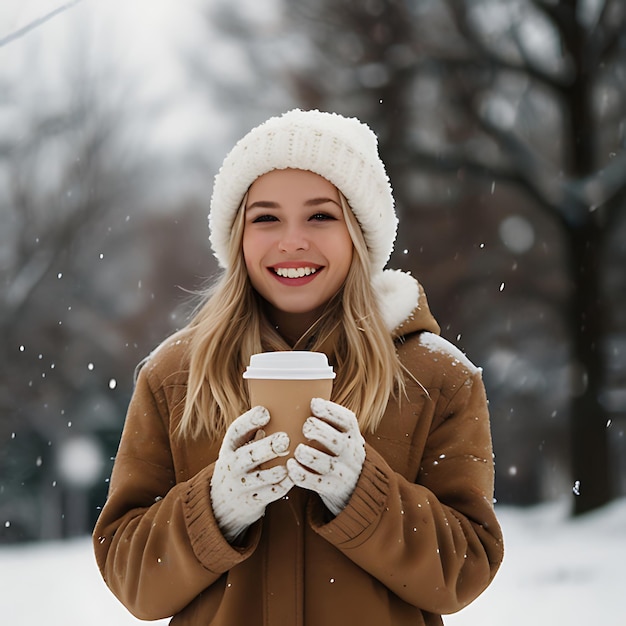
[426,0,626,515]
[0,35,214,540]
[0,65,141,537]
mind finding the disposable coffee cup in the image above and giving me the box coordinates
[243,351,336,467]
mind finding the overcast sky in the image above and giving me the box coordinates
[0,1,225,159]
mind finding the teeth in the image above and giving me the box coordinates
[274,267,318,278]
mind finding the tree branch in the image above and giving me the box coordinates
[446,0,570,89]
[0,0,86,48]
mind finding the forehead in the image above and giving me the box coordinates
[247,168,339,201]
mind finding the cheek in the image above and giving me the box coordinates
[242,251,260,284]
[337,233,354,275]
[241,236,257,282]
[242,230,271,290]
[242,230,259,265]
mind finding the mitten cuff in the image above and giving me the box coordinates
[209,482,255,543]
[183,464,259,570]
[309,445,390,545]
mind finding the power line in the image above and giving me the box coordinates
[0,0,86,49]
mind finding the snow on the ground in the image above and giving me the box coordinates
[1,499,625,625]
[446,499,626,626]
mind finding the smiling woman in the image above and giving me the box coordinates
[93,109,503,626]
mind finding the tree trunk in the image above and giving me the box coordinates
[568,223,612,515]
[564,3,613,513]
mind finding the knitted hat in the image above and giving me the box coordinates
[209,109,397,272]
[208,108,419,331]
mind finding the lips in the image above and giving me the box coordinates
[269,264,323,285]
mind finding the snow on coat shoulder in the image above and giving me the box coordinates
[418,332,481,375]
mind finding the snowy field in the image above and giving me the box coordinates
[1,499,625,625]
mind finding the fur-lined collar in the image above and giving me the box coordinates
[372,270,440,337]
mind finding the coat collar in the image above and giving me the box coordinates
[373,270,440,339]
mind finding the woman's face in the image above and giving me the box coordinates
[243,168,353,337]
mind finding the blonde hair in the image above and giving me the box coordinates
[178,193,406,439]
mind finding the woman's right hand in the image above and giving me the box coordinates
[210,406,293,542]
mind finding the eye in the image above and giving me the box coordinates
[251,214,278,223]
[309,212,336,222]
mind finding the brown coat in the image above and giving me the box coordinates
[93,293,503,625]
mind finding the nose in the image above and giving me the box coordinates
[278,223,310,253]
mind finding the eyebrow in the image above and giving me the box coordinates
[246,197,341,210]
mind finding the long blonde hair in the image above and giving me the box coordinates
[178,192,406,439]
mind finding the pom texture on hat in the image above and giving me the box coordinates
[209,109,397,272]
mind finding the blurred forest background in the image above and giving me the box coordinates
[1,0,624,543]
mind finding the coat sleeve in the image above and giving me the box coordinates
[92,365,260,621]
[310,369,504,615]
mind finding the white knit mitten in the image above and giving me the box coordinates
[210,406,293,542]
[287,398,366,516]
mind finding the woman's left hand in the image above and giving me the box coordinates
[287,397,366,516]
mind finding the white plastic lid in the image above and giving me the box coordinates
[243,351,336,380]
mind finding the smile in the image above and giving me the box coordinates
[272,267,319,279]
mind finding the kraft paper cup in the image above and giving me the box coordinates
[243,351,336,467]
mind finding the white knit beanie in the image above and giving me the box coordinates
[209,109,419,331]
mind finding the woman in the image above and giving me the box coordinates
[93,109,503,625]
